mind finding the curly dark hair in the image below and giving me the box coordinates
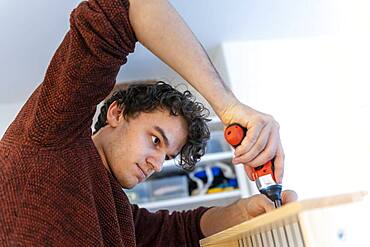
[94,81,210,171]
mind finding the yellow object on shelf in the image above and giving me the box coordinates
[207,187,234,194]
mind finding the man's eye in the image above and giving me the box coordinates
[151,136,160,145]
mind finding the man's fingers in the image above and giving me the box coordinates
[281,190,298,204]
[231,120,284,185]
[239,143,284,184]
[244,166,255,181]
[273,144,285,184]
[255,194,275,214]
[246,194,275,216]
[234,122,266,157]
[241,130,278,169]
[233,124,269,164]
[233,124,277,166]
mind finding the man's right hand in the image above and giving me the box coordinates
[219,101,284,184]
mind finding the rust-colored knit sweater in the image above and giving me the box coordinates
[0,0,208,246]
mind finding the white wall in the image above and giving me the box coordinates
[217,36,370,199]
[2,0,368,103]
[0,103,23,138]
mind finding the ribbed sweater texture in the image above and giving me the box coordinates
[0,0,208,246]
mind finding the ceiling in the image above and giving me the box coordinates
[0,0,357,103]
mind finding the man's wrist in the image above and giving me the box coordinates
[199,202,244,237]
[214,95,242,124]
[205,87,237,120]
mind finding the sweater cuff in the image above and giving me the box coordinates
[195,206,214,240]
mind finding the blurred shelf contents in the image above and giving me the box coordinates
[139,190,242,212]
[125,175,188,204]
[188,161,238,196]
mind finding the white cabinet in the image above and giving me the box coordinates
[126,116,254,212]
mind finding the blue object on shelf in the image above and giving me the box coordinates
[211,167,221,176]
[228,178,238,188]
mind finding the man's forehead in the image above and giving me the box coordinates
[153,123,187,156]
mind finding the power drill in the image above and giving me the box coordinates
[224,123,282,208]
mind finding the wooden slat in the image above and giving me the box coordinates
[278,225,289,247]
[251,233,258,247]
[292,222,304,247]
[271,227,284,247]
[284,223,295,246]
[260,231,268,246]
[246,235,253,247]
[237,237,245,247]
[206,240,239,247]
[265,230,275,246]
[255,233,263,246]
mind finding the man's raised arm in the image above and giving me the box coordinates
[128,0,284,182]
[21,0,137,146]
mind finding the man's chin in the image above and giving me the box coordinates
[119,178,139,190]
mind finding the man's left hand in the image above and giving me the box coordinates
[200,190,298,237]
[235,190,298,221]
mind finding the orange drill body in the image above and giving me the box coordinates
[224,123,275,181]
[224,123,282,208]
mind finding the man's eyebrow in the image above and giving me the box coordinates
[154,126,169,147]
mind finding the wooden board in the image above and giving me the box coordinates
[200,191,367,246]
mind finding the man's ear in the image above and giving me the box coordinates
[106,101,124,128]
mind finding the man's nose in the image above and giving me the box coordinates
[146,153,165,173]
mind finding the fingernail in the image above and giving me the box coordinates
[252,172,257,180]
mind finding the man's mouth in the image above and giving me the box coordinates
[136,163,147,182]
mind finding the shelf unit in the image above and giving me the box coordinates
[163,151,233,168]
[126,116,255,212]
[139,190,242,212]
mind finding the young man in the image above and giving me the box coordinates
[0,0,296,246]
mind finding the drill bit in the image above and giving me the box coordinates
[274,199,282,208]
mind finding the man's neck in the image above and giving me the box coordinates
[91,130,111,174]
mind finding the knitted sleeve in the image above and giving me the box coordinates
[13,0,136,146]
[131,204,210,247]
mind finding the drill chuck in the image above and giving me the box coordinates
[259,184,283,208]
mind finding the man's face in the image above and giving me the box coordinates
[104,107,188,189]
